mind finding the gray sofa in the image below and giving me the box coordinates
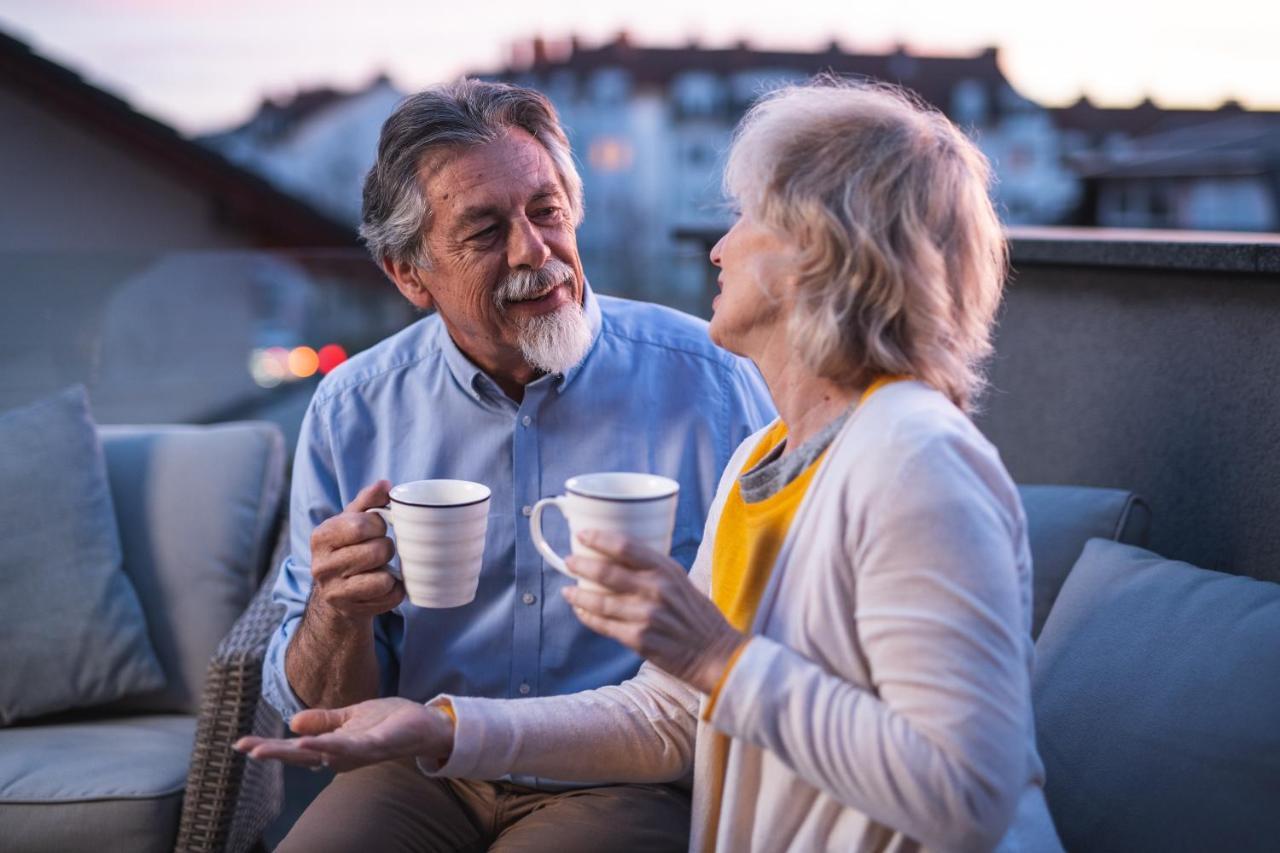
[1024,486,1280,852]
[0,422,289,853]
[8,459,1270,853]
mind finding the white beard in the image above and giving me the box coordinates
[514,301,593,374]
[494,257,593,374]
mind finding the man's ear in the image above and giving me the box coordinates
[381,256,435,312]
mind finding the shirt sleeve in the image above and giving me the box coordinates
[707,432,1032,852]
[261,394,399,722]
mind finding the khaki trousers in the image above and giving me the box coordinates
[276,759,691,853]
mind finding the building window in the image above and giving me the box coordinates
[590,69,630,105]
[951,79,988,127]
[589,136,633,172]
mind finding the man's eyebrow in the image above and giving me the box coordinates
[530,183,564,203]
[455,183,565,228]
[456,205,501,227]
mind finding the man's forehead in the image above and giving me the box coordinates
[420,131,562,213]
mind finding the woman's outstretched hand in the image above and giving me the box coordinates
[565,531,747,695]
[235,697,454,773]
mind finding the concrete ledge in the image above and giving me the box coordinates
[1008,226,1280,275]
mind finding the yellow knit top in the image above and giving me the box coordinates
[700,376,903,849]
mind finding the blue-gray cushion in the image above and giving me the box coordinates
[0,387,165,724]
[0,714,194,853]
[1018,484,1149,638]
[1034,539,1280,852]
[99,422,286,714]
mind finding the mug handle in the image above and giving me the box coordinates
[529,496,572,576]
[364,506,402,581]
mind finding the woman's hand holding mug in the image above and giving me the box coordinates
[563,530,747,696]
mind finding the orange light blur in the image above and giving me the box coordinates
[317,343,348,375]
[288,346,319,378]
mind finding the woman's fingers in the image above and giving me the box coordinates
[569,602,636,647]
[290,707,350,736]
[293,733,371,759]
[566,555,652,593]
[575,531,676,573]
[563,584,654,622]
[243,738,328,767]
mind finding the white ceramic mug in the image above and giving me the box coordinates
[530,472,679,591]
[365,479,491,608]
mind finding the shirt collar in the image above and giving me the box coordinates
[435,280,604,402]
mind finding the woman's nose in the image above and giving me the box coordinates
[709,234,727,268]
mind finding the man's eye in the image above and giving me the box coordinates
[534,207,562,221]
[470,225,499,241]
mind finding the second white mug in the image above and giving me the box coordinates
[530,472,679,591]
[366,479,490,608]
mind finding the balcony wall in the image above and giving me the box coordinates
[676,225,1280,580]
[979,227,1280,581]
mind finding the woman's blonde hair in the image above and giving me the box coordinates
[723,77,1007,411]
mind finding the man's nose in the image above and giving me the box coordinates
[507,218,551,270]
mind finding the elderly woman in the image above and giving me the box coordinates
[241,80,1061,852]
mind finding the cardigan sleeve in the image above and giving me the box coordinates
[708,430,1032,852]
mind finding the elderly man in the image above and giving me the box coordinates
[263,79,772,851]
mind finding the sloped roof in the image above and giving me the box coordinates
[1049,95,1274,139]
[491,34,1012,114]
[0,29,358,248]
[1071,113,1280,178]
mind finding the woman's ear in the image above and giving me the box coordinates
[381,257,436,312]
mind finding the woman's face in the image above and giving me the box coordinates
[708,210,800,361]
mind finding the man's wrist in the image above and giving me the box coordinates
[304,594,369,636]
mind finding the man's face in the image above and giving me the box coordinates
[392,129,587,381]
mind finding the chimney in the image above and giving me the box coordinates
[532,36,548,66]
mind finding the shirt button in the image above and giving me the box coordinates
[521,505,532,517]
[518,683,531,695]
[521,415,532,427]
[522,592,537,605]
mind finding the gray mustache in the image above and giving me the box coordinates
[494,259,575,308]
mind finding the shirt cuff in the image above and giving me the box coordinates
[701,638,752,722]
[261,632,309,724]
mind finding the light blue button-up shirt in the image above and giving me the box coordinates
[263,286,773,773]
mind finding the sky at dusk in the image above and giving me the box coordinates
[1,0,1277,134]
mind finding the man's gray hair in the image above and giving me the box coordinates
[359,79,584,268]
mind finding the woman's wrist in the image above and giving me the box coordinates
[693,629,749,695]
[421,702,456,768]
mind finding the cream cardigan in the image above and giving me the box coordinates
[430,381,1062,852]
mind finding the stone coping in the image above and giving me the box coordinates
[674,226,1280,275]
[1007,227,1280,274]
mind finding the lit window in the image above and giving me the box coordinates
[589,137,633,172]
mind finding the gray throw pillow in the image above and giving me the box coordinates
[1034,539,1280,852]
[0,386,165,724]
